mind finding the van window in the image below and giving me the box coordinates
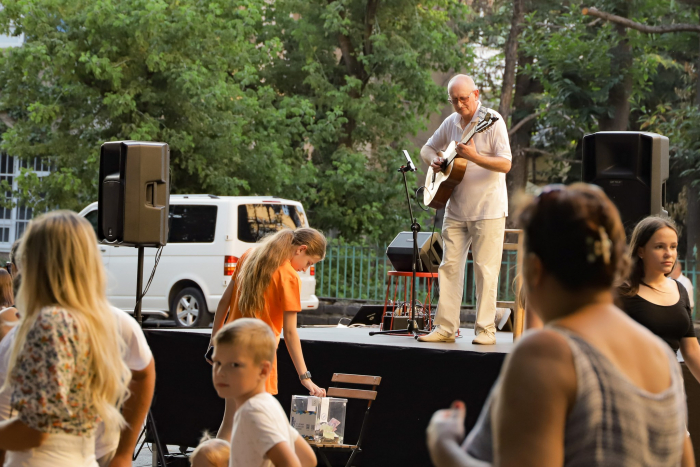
[169,205,217,243]
[84,210,99,236]
[238,204,306,243]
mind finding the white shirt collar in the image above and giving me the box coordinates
[453,102,482,128]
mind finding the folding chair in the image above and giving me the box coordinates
[311,373,381,467]
[496,228,525,339]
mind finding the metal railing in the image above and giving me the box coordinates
[316,240,519,307]
[316,240,700,312]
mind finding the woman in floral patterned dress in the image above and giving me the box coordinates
[0,211,131,467]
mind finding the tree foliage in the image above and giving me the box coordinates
[0,0,471,242]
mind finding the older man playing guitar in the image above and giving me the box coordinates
[418,74,512,345]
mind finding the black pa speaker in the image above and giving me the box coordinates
[98,141,170,247]
[386,232,443,273]
[582,131,669,231]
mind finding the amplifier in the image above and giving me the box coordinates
[382,315,426,330]
[386,231,442,273]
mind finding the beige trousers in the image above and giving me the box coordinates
[434,216,505,336]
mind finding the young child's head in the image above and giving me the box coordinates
[212,318,276,400]
[190,432,230,467]
[289,227,326,272]
[236,227,326,317]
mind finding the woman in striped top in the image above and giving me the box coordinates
[427,184,692,467]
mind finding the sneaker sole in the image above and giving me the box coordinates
[417,335,455,343]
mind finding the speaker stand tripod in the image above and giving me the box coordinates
[370,158,429,338]
[131,245,168,467]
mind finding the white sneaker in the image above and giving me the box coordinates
[472,330,496,345]
[495,308,511,330]
[417,329,455,343]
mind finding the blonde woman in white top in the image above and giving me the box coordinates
[0,210,131,467]
[0,268,18,342]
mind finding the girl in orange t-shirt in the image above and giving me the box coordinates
[210,228,326,439]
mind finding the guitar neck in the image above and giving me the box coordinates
[446,125,478,166]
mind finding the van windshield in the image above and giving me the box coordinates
[238,204,306,243]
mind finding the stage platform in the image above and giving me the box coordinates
[144,326,700,466]
[172,325,516,352]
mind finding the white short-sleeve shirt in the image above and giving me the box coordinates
[230,392,300,467]
[0,325,17,421]
[0,307,153,458]
[425,102,512,221]
[678,274,695,309]
[94,307,153,458]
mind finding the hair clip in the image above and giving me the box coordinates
[586,227,612,265]
[598,227,611,265]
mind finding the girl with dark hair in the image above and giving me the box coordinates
[0,269,17,341]
[209,227,327,441]
[618,216,700,384]
[427,184,692,467]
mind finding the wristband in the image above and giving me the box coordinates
[299,371,312,381]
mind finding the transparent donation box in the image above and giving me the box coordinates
[290,395,347,444]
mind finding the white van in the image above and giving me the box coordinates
[79,195,319,327]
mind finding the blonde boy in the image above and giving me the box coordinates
[190,433,230,467]
[212,318,316,467]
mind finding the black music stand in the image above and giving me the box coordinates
[369,151,429,338]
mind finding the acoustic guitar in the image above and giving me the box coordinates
[422,112,499,209]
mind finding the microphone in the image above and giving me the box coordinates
[402,150,417,172]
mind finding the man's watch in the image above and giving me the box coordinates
[299,371,312,381]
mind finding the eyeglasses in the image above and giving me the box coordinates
[447,91,476,106]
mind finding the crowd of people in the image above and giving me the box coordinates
[0,211,155,467]
[0,212,326,467]
[0,182,697,467]
[427,183,697,467]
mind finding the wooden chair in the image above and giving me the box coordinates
[495,229,525,340]
[310,373,381,467]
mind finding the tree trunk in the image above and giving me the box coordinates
[696,34,700,107]
[688,182,700,261]
[498,0,525,124]
[334,0,379,149]
[506,52,543,227]
[598,18,633,130]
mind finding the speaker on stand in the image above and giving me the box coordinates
[386,231,443,273]
[582,131,669,232]
[98,140,170,466]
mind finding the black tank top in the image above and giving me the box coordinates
[619,280,695,353]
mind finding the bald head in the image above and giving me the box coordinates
[446,74,480,122]
[447,74,476,95]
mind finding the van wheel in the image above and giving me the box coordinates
[171,287,211,328]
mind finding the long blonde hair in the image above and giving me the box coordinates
[3,211,131,436]
[237,228,326,317]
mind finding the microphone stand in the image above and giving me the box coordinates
[369,159,429,338]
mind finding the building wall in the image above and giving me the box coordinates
[0,154,50,253]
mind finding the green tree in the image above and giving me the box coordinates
[0,0,322,212]
[258,0,472,241]
[0,0,474,243]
